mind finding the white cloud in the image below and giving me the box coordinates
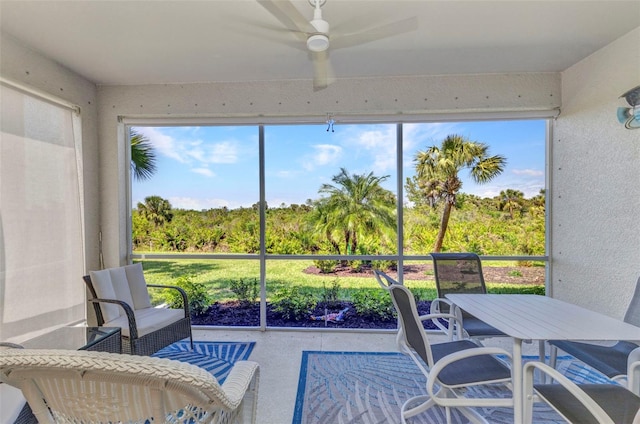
[168,196,247,210]
[512,168,544,177]
[302,144,342,170]
[192,168,215,177]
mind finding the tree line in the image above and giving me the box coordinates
[132,132,545,256]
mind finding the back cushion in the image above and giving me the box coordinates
[124,263,152,310]
[109,267,135,310]
[89,269,121,322]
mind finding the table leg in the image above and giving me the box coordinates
[513,338,523,424]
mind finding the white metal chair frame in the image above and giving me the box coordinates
[375,271,514,424]
[524,360,640,424]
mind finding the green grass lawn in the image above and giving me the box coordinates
[137,258,545,305]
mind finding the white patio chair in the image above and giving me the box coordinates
[524,360,640,424]
[548,275,640,388]
[430,252,507,341]
[0,348,259,424]
[378,275,514,424]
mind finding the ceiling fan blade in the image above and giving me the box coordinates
[257,0,315,37]
[331,16,418,50]
[312,50,335,91]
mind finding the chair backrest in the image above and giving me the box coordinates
[373,269,401,289]
[379,279,435,368]
[83,263,153,324]
[0,348,259,424]
[624,276,640,327]
[430,252,487,296]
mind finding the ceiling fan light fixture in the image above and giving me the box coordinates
[307,33,329,52]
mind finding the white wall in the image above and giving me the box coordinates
[97,73,561,267]
[552,27,640,317]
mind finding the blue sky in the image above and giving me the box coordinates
[132,120,546,210]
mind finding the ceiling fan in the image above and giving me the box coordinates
[257,0,418,91]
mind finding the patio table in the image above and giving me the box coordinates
[445,294,640,423]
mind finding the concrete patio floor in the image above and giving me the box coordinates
[193,327,541,424]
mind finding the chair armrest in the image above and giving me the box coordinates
[88,298,138,340]
[628,346,640,394]
[524,361,616,424]
[429,298,465,340]
[419,310,464,341]
[427,347,513,408]
[146,284,191,318]
[220,361,260,407]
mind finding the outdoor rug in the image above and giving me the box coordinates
[292,351,615,424]
[153,340,255,383]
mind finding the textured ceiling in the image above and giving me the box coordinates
[1,1,639,86]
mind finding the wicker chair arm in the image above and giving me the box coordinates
[88,298,138,340]
[219,360,260,407]
[146,284,191,318]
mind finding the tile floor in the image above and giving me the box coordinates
[193,327,541,424]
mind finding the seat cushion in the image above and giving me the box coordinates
[124,263,152,310]
[105,307,185,338]
[89,269,121,322]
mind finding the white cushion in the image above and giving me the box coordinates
[109,266,135,310]
[89,269,121,322]
[105,307,185,338]
[124,263,152,310]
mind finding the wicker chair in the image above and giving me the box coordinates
[0,348,259,424]
[84,263,193,355]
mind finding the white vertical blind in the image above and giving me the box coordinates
[0,83,85,343]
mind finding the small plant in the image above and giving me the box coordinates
[371,260,395,272]
[165,275,211,316]
[348,260,363,272]
[271,286,317,321]
[314,259,338,273]
[320,278,342,308]
[508,270,523,277]
[229,277,259,306]
[351,289,395,321]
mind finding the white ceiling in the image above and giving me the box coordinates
[1,0,639,87]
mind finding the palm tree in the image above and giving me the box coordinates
[313,168,396,255]
[137,195,173,227]
[500,189,524,219]
[414,134,506,252]
[130,129,157,181]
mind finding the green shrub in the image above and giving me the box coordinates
[348,260,364,272]
[351,289,395,321]
[321,278,342,308]
[229,277,259,306]
[314,259,338,273]
[164,275,211,316]
[271,286,317,320]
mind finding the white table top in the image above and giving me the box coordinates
[446,294,640,342]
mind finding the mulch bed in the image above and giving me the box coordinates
[190,264,543,329]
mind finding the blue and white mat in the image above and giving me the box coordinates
[293,351,616,424]
[153,340,255,383]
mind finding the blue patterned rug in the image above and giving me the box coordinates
[153,340,255,383]
[293,351,615,424]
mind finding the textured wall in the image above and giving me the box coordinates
[552,27,640,318]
